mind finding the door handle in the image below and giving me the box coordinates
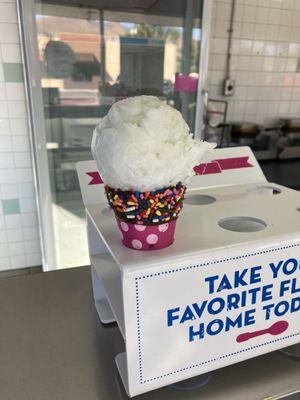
[202,89,209,124]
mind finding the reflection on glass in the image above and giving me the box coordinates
[35,1,203,269]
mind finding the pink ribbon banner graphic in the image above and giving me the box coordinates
[86,171,103,185]
[86,157,253,185]
[193,156,253,176]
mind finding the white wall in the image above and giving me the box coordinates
[209,0,300,125]
[0,0,42,271]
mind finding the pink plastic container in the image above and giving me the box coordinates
[116,218,177,251]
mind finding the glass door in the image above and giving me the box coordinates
[22,0,212,270]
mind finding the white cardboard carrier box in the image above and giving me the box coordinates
[77,147,300,397]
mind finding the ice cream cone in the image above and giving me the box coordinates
[105,183,186,250]
[92,95,216,250]
[116,219,177,250]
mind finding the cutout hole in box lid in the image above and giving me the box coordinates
[248,185,282,195]
[218,216,267,233]
[185,194,216,205]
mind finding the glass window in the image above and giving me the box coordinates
[35,0,204,269]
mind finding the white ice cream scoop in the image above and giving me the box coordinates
[92,95,215,192]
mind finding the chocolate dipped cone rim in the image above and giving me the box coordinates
[105,183,186,226]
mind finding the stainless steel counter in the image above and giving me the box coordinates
[0,266,299,400]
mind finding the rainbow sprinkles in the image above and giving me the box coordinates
[105,183,186,225]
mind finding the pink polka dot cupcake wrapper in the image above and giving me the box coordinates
[116,218,177,251]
